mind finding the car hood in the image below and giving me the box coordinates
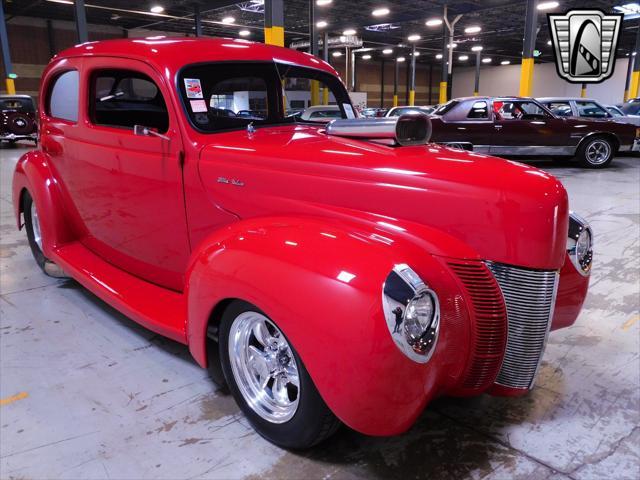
[198,124,568,269]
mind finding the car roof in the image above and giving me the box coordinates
[451,96,534,102]
[54,37,339,79]
[0,94,33,99]
[305,105,340,111]
[537,97,602,102]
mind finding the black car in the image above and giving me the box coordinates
[0,95,38,145]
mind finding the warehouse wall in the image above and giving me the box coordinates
[0,16,185,99]
[451,57,633,105]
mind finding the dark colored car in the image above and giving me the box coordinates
[429,96,639,168]
[0,95,38,145]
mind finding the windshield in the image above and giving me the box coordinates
[178,62,354,132]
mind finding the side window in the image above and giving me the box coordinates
[547,102,572,117]
[90,69,169,133]
[575,101,609,118]
[48,70,79,122]
[497,101,548,120]
[467,101,488,119]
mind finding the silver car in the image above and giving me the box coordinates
[537,97,640,126]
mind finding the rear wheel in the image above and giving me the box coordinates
[577,136,614,168]
[219,300,340,449]
[22,191,65,277]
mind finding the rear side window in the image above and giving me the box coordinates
[48,70,79,122]
[575,101,609,118]
[90,69,169,133]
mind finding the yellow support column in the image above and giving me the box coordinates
[322,87,329,105]
[580,83,587,98]
[393,94,398,107]
[408,90,415,106]
[5,78,16,95]
[519,57,534,97]
[264,0,284,47]
[439,81,447,104]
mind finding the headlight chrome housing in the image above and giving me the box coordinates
[567,212,593,276]
[382,264,440,363]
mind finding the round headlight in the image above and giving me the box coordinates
[404,292,437,350]
[382,264,440,363]
[567,212,593,276]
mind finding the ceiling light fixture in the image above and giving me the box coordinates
[436,53,443,59]
[408,34,421,41]
[150,5,164,13]
[458,55,469,61]
[372,8,390,16]
[316,20,328,28]
[412,51,421,56]
[537,1,559,10]
[471,45,483,51]
[239,29,251,37]
[382,48,393,54]
[397,56,406,62]
[464,25,481,34]
[501,60,511,65]
[547,40,552,45]
[482,57,492,63]
[221,16,235,24]
[362,54,372,60]
[316,0,333,5]
[426,18,443,27]
[343,28,357,35]
[446,43,457,48]
[332,51,343,57]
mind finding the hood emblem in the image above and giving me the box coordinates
[218,176,245,187]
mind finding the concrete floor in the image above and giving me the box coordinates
[0,143,638,480]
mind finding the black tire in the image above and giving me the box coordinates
[577,136,615,168]
[219,300,340,449]
[22,191,48,272]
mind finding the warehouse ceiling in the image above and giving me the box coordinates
[3,0,639,65]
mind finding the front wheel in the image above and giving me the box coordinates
[22,191,65,277]
[219,300,340,449]
[577,136,614,168]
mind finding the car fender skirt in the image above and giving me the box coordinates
[185,216,478,435]
[12,151,75,256]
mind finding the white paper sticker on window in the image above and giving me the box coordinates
[343,103,355,119]
[184,78,204,99]
[190,99,208,113]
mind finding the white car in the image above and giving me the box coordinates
[300,105,342,122]
[385,106,434,117]
[604,105,640,127]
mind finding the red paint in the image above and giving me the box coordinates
[12,38,589,436]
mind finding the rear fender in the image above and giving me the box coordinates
[185,215,477,435]
[12,150,74,257]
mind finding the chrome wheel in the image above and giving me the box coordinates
[585,139,611,165]
[30,201,43,251]
[228,311,300,423]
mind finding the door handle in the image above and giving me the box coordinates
[494,124,503,130]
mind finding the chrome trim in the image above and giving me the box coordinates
[437,142,474,151]
[489,145,576,156]
[326,113,431,146]
[567,212,593,277]
[486,262,559,390]
[382,263,440,363]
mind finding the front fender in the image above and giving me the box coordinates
[11,150,74,257]
[185,215,476,435]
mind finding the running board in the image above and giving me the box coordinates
[50,242,187,344]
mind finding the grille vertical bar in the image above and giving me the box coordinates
[486,262,559,390]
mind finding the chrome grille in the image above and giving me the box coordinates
[486,262,559,390]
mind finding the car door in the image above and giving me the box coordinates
[61,57,190,291]
[490,99,571,155]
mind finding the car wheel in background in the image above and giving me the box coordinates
[219,300,340,449]
[577,136,614,168]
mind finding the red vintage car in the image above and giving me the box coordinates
[13,38,592,449]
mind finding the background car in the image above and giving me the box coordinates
[618,98,640,116]
[537,97,640,126]
[385,105,434,117]
[299,104,342,122]
[429,96,639,168]
[603,104,640,126]
[0,94,38,145]
[360,107,387,118]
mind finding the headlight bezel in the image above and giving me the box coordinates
[567,212,593,276]
[382,264,440,363]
